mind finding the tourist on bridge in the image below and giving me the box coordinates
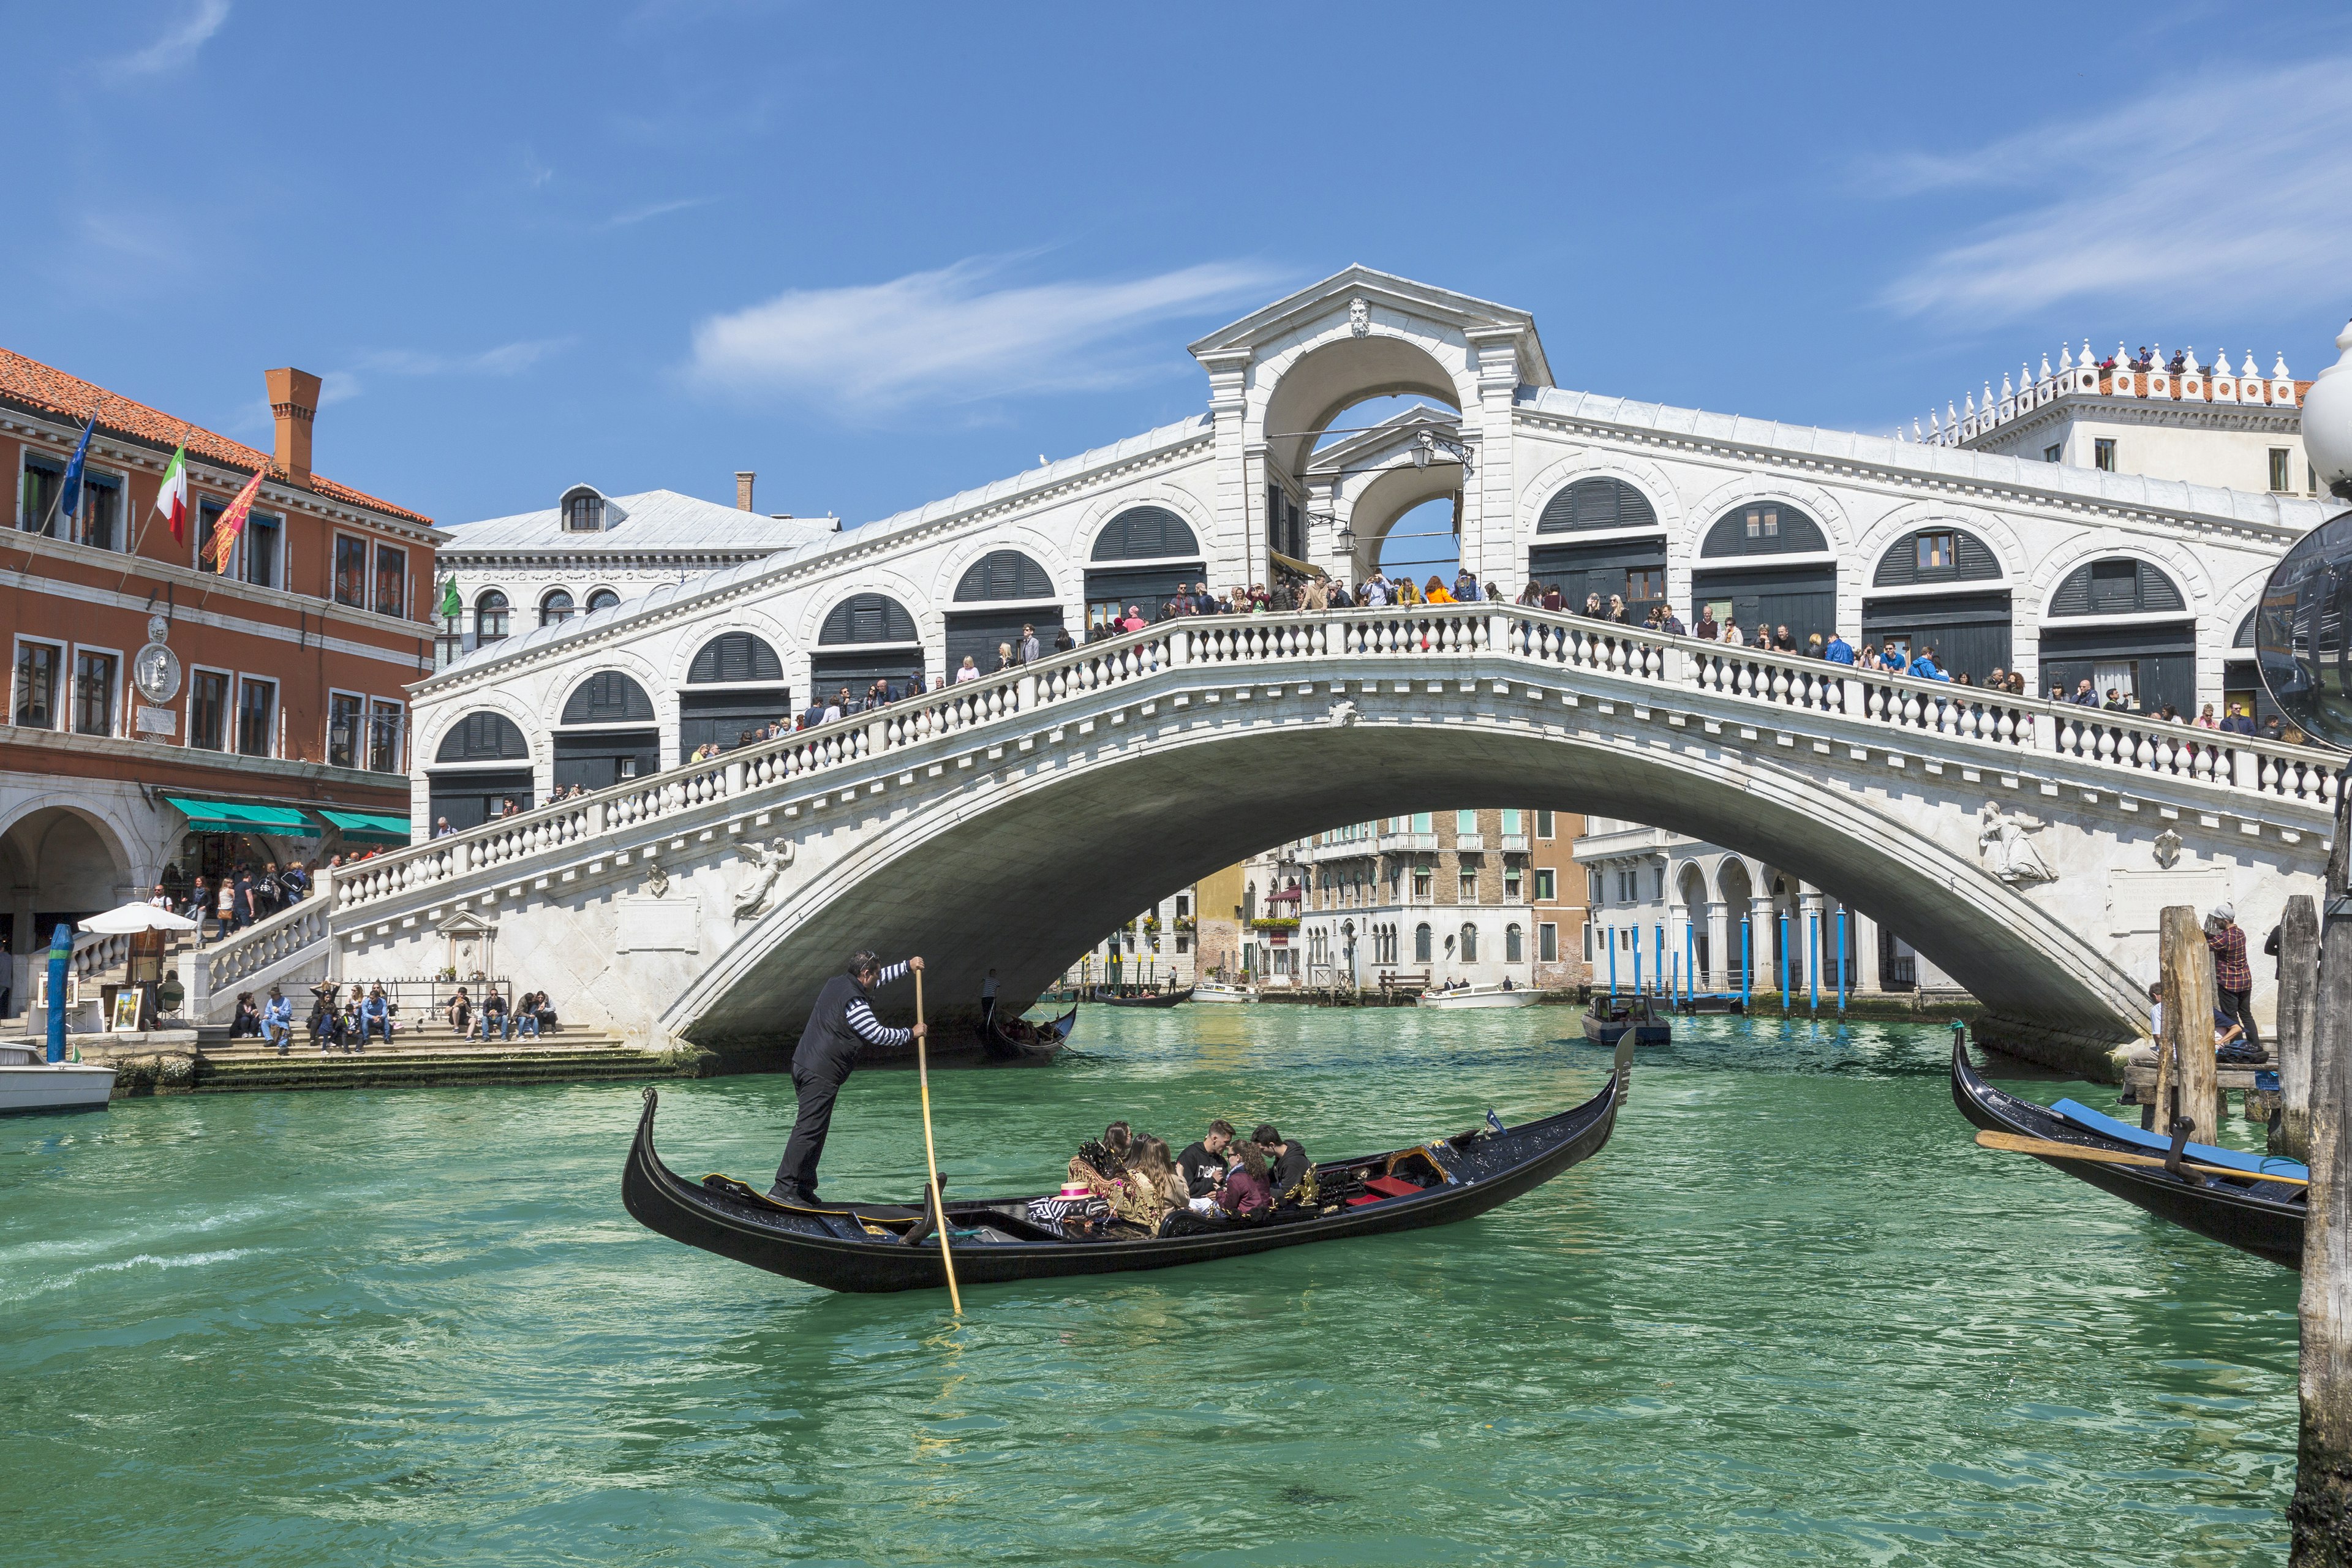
[1452,568,1480,601]
[770,950,927,1205]
[1905,646,1947,681]
[1824,630,1855,665]
[2205,904,2260,1054]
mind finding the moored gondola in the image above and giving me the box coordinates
[982,1001,1078,1062]
[622,1037,1634,1292]
[1089,986,1193,1008]
[1583,993,1670,1046]
[1950,1027,2302,1269]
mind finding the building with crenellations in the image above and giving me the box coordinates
[1,351,441,1016]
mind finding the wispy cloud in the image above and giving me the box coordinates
[1877,58,2352,323]
[686,258,1288,411]
[327,339,571,402]
[605,195,715,229]
[111,0,231,75]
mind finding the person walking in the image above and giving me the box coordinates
[2205,903,2260,1055]
[770,949,926,1205]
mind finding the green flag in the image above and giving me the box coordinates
[437,576,461,619]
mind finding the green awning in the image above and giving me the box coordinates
[318,809,413,846]
[162,795,322,836]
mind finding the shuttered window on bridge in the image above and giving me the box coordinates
[2048,558,2187,616]
[559,672,655,726]
[954,551,1054,601]
[819,594,918,644]
[1090,506,1199,561]
[2040,622,2196,715]
[1871,529,2002,587]
[1528,537,1668,619]
[687,632,783,684]
[1700,504,1828,557]
[427,769,533,833]
[1084,564,1205,629]
[1536,478,1656,534]
[1860,591,2012,684]
[434,710,529,763]
[946,608,1066,676]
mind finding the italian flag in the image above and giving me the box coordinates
[204,467,266,575]
[154,443,188,543]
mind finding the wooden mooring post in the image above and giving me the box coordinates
[2157,905,2221,1145]
[2280,894,2323,1161]
[2293,793,2352,1564]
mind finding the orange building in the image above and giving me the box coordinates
[2,352,442,1012]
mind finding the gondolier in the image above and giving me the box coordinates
[770,949,925,1205]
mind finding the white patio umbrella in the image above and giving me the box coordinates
[78,902,201,935]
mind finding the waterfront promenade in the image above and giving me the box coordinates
[1,1006,2298,1566]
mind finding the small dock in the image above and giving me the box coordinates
[45,1023,709,1098]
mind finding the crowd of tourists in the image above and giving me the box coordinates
[219,981,562,1055]
[1049,1117,1313,1231]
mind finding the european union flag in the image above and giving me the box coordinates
[56,416,94,522]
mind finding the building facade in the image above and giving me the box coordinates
[2,351,440,1013]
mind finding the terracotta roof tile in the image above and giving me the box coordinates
[0,345,432,526]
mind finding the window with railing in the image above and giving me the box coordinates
[236,677,276,756]
[75,472,123,551]
[12,640,62,727]
[188,669,227,750]
[74,650,117,736]
[374,545,407,619]
[334,536,368,607]
[328,692,363,768]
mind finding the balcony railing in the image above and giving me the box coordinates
[1455,833,1486,853]
[1498,833,1529,852]
[1378,832,1438,852]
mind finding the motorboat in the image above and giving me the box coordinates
[0,1044,115,1115]
[1192,979,1258,1003]
[1416,983,1541,1010]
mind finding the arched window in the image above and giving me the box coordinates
[1702,503,1828,556]
[1536,477,1657,534]
[2234,609,2255,649]
[475,589,510,642]
[1414,923,1432,963]
[818,593,918,644]
[586,588,621,613]
[2049,557,2187,616]
[1506,923,1523,963]
[539,589,574,626]
[1090,506,1199,562]
[688,632,784,684]
[1871,527,2002,587]
[954,550,1054,601]
[1244,883,1257,923]
[434,711,529,763]
[562,491,606,532]
[559,671,655,726]
[1460,923,1479,962]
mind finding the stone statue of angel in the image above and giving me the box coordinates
[1977,801,2056,884]
[732,836,795,921]
[1327,699,1359,727]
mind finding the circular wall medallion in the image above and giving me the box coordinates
[132,642,182,704]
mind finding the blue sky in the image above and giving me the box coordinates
[9,1,2348,572]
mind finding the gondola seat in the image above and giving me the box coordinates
[1345,1175,1426,1207]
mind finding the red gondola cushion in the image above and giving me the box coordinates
[1361,1176,1423,1200]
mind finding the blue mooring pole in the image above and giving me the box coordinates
[1607,933,1617,998]
[45,921,70,1063]
[1685,920,1697,1007]
[1809,911,1820,1014]
[1633,932,1643,996]
[1777,911,1790,1012]
[1740,915,1751,1009]
[1653,923,1664,998]
[1836,908,1848,1013]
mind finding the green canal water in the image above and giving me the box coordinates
[1,1008,2299,1566]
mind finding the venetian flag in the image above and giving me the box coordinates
[154,443,189,544]
[203,467,266,574]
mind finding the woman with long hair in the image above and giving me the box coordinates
[1423,575,1456,605]
[1115,1135,1189,1231]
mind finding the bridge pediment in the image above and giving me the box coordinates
[1188,265,1551,387]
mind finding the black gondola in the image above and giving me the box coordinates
[1583,993,1670,1046]
[982,1002,1078,1062]
[1088,986,1193,1008]
[1950,1029,2302,1270]
[621,1037,1634,1293]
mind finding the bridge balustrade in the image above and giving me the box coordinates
[237,603,2335,955]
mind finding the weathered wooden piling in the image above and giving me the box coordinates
[2157,904,2220,1144]
[2282,894,2322,1161]
[2293,797,2352,1564]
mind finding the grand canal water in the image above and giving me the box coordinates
[1,1007,2299,1566]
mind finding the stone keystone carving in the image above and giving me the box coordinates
[1977,801,2056,885]
[2152,827,2182,869]
[732,836,796,922]
[1327,699,1359,727]
[645,858,670,899]
[1348,297,1369,337]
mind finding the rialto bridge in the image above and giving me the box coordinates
[172,268,2336,1065]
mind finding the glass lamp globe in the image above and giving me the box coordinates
[2254,320,2352,750]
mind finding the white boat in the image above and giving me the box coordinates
[1193,979,1259,1003]
[1415,984,1541,1011]
[0,1044,115,1114]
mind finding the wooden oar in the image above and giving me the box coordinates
[913,965,963,1314]
[1973,1129,2309,1188]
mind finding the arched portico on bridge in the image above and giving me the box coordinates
[2,800,138,1006]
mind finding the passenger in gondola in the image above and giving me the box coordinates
[1118,1136,1190,1230]
[1253,1123,1313,1204]
[1213,1143,1273,1218]
[769,949,925,1205]
[1068,1121,1134,1198]
[1178,1120,1235,1197]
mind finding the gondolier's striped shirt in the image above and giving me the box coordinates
[846,962,911,1049]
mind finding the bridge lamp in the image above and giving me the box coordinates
[2255,317,2352,752]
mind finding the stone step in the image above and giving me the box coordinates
[186,1047,681,1093]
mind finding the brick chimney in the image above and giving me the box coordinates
[266,368,322,488]
[736,470,755,511]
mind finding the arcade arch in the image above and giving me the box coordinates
[1,804,137,990]
[428,710,533,831]
[1528,476,1667,619]
[1693,500,1836,645]
[812,592,924,697]
[946,549,1064,674]
[555,671,659,793]
[1085,507,1204,630]
[1862,524,2012,683]
[681,632,791,756]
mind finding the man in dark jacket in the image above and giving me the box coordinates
[771,949,926,1204]
[1252,1123,1311,1202]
